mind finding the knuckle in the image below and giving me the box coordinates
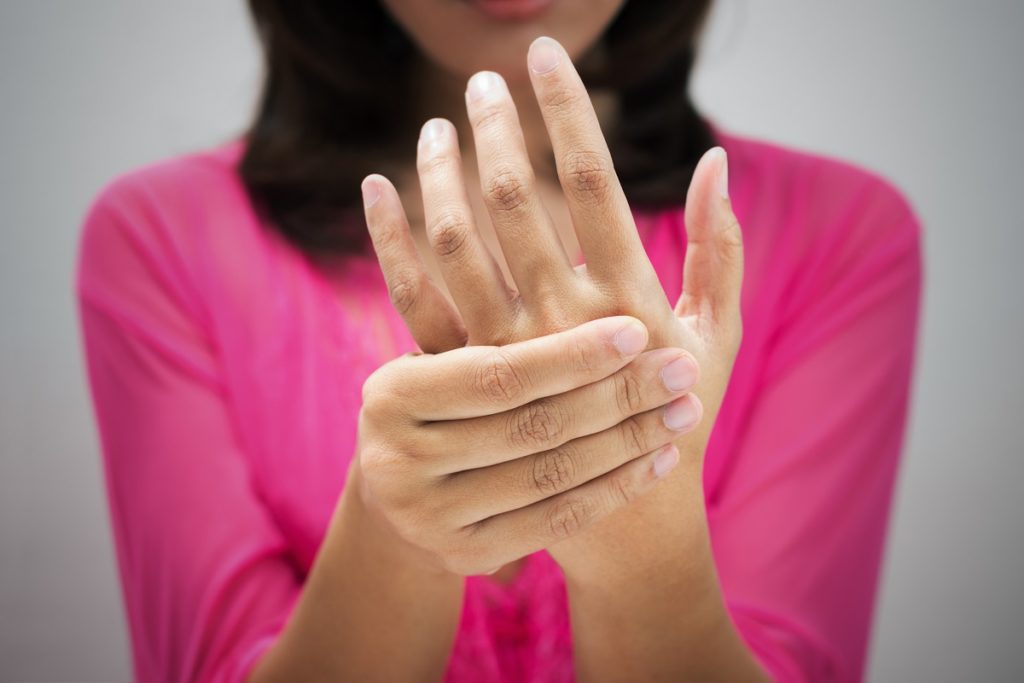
[719,215,744,249]
[614,371,645,415]
[506,399,567,450]
[546,497,592,539]
[428,211,472,259]
[369,217,403,252]
[530,446,577,496]
[565,334,597,375]
[608,471,640,507]
[361,430,417,474]
[470,102,507,132]
[360,367,389,415]
[416,150,453,176]
[356,442,387,480]
[484,169,532,213]
[562,151,613,204]
[620,415,649,455]
[387,271,422,315]
[474,349,527,404]
[360,359,421,429]
[541,82,581,112]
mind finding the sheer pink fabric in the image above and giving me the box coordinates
[75,123,922,682]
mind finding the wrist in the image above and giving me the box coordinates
[254,459,463,683]
[561,510,763,683]
[555,451,708,584]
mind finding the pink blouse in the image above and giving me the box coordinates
[75,123,922,683]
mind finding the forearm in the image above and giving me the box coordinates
[249,466,463,683]
[563,456,770,683]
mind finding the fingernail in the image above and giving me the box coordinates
[529,36,561,74]
[663,397,699,431]
[612,321,647,356]
[419,118,448,144]
[361,177,381,208]
[714,147,729,199]
[653,444,680,479]
[660,356,698,392]
[467,71,505,103]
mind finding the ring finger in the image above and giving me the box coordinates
[446,392,702,524]
[422,347,699,470]
[417,117,514,336]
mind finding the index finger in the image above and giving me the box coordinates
[527,36,650,278]
[368,316,649,421]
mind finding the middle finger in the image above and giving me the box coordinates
[527,36,653,281]
[464,70,574,302]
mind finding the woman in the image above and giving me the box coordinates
[76,1,922,681]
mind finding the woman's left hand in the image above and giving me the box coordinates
[361,36,744,580]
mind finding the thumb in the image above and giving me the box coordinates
[674,146,744,328]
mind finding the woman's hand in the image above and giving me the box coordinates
[361,37,744,578]
[354,316,702,576]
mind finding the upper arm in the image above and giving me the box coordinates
[76,174,300,683]
[710,176,923,682]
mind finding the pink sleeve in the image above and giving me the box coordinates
[75,177,299,683]
[709,179,923,681]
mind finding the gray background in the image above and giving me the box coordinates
[1,1,1021,681]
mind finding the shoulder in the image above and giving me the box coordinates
[76,140,269,310]
[78,139,250,255]
[75,140,288,363]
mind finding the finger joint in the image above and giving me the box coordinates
[530,446,577,496]
[475,349,527,405]
[428,211,472,260]
[546,497,592,539]
[541,83,582,112]
[484,169,532,214]
[609,471,639,507]
[614,371,644,415]
[565,334,598,375]
[507,398,567,450]
[562,151,614,205]
[620,415,649,455]
[387,271,422,315]
[719,216,744,249]
[470,103,508,133]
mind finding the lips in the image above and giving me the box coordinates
[466,0,554,21]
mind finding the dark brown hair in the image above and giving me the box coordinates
[240,1,715,255]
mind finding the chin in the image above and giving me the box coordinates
[381,0,626,84]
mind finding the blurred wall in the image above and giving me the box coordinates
[0,1,1020,680]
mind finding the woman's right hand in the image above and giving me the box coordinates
[353,315,703,576]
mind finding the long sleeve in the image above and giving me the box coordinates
[75,177,300,683]
[708,177,923,681]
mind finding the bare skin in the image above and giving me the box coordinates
[250,316,701,681]
[361,37,770,682]
[250,4,771,680]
